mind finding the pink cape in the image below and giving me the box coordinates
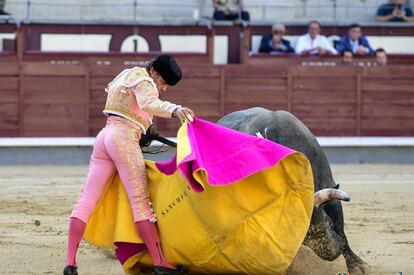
[156,118,295,192]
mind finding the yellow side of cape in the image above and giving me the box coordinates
[83,124,314,274]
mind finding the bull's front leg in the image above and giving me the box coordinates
[303,207,344,261]
[324,200,369,275]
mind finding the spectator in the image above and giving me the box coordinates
[0,0,10,15]
[376,0,414,22]
[259,23,295,54]
[340,49,354,65]
[295,20,337,56]
[213,0,250,22]
[375,48,388,66]
[337,24,373,56]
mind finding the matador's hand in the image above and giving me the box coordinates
[173,107,195,123]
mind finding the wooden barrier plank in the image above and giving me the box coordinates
[362,79,414,92]
[23,76,85,92]
[182,103,221,117]
[163,91,220,104]
[226,91,287,105]
[226,78,287,105]
[89,116,105,125]
[0,116,19,129]
[292,104,356,118]
[18,64,24,136]
[362,117,414,130]
[90,65,130,77]
[362,91,414,104]
[0,101,19,136]
[0,129,19,136]
[362,66,414,78]
[291,66,357,77]
[292,90,356,104]
[227,77,286,92]
[23,116,85,132]
[0,117,19,133]
[356,68,362,135]
[0,63,19,75]
[226,103,287,114]
[23,77,86,104]
[0,77,19,90]
[0,90,19,103]
[0,102,19,117]
[167,79,221,101]
[361,129,414,136]
[90,89,107,105]
[292,77,355,91]
[363,104,414,118]
[89,103,106,116]
[24,104,85,119]
[180,65,221,78]
[225,65,288,78]
[297,117,357,135]
[90,77,112,90]
[22,129,87,137]
[23,63,87,76]
[84,65,90,135]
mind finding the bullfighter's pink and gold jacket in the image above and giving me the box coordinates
[103,67,180,133]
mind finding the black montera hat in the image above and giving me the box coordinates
[152,55,182,86]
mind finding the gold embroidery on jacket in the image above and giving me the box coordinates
[103,67,155,131]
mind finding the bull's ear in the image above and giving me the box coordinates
[334,184,340,189]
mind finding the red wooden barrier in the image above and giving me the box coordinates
[0,63,413,137]
[0,63,19,136]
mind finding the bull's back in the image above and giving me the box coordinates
[218,108,336,189]
[217,107,271,132]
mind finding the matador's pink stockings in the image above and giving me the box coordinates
[65,217,86,266]
[135,220,175,269]
[65,218,175,268]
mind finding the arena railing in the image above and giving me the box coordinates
[0,62,413,137]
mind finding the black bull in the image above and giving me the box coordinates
[144,107,368,274]
[217,107,368,274]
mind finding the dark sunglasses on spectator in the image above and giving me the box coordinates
[273,30,285,35]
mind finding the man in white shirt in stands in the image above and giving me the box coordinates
[295,20,337,55]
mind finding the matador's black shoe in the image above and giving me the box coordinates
[153,266,185,275]
[63,265,78,275]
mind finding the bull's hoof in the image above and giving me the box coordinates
[347,258,369,275]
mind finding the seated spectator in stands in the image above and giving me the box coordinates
[0,0,10,15]
[376,0,414,22]
[295,20,337,56]
[340,49,354,65]
[375,48,388,66]
[259,23,294,54]
[213,0,250,21]
[337,24,373,56]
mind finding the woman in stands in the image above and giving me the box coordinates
[63,55,194,275]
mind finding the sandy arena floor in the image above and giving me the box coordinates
[0,164,413,275]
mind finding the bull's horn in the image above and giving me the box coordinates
[314,189,351,208]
